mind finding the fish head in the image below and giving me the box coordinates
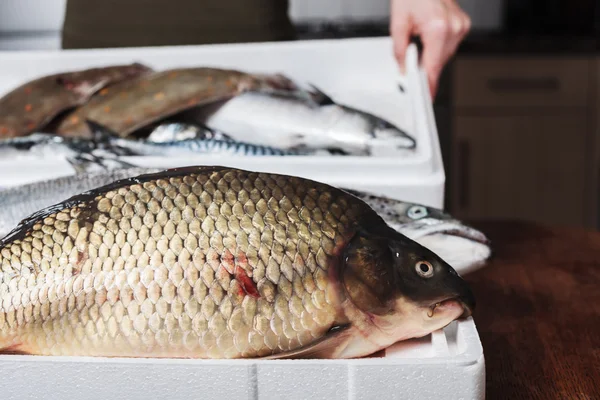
[389,204,491,275]
[369,117,416,151]
[341,224,475,344]
[345,188,492,275]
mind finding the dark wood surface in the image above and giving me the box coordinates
[465,220,600,400]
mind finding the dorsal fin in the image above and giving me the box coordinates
[85,119,119,143]
[307,84,335,106]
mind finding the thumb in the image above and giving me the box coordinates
[420,19,449,99]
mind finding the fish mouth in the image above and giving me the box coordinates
[427,297,474,319]
[431,222,490,246]
[402,219,491,247]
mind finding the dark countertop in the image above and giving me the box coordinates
[465,220,600,399]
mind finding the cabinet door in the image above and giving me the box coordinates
[453,58,590,109]
[452,114,589,227]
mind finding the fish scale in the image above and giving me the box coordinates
[0,167,366,358]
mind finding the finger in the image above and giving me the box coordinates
[443,0,472,43]
[419,16,451,97]
[389,1,412,74]
[391,24,411,75]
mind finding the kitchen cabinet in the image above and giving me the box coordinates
[452,113,588,226]
[449,56,596,228]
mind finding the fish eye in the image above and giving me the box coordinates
[415,261,434,278]
[407,206,428,219]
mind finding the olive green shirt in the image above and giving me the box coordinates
[62,0,296,49]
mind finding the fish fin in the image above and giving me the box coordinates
[259,324,353,359]
[85,119,120,143]
[66,153,136,174]
[0,343,30,355]
[307,84,336,106]
[66,155,93,174]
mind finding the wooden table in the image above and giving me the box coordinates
[465,220,600,400]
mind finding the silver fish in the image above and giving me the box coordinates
[86,121,308,156]
[344,188,492,274]
[146,122,231,143]
[187,89,416,156]
[0,133,77,159]
[0,132,135,173]
[109,136,306,156]
[1,168,490,275]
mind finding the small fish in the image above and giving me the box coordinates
[146,122,231,143]
[345,188,491,274]
[186,88,416,155]
[0,166,474,359]
[0,63,153,138]
[0,133,91,160]
[0,132,136,174]
[88,121,303,157]
[114,137,305,156]
[53,68,302,138]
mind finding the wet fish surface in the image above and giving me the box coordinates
[54,68,301,138]
[345,188,492,274]
[0,64,153,138]
[0,166,474,359]
[187,89,416,155]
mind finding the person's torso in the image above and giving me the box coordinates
[62,0,295,49]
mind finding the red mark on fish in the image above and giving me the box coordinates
[235,265,260,298]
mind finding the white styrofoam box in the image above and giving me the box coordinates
[290,0,390,22]
[345,0,390,20]
[0,37,446,208]
[0,319,484,400]
[289,0,345,21]
[0,37,484,400]
[0,0,66,32]
[457,0,505,31]
[0,32,62,51]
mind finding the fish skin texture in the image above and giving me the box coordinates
[54,68,301,138]
[0,63,153,138]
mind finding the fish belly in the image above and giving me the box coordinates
[0,168,359,358]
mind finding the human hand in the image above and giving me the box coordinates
[390,0,471,98]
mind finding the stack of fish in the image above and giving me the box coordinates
[0,64,491,361]
[0,64,417,167]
